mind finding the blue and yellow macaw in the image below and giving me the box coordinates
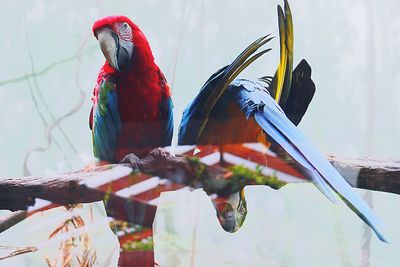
[178,0,386,242]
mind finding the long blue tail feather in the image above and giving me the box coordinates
[234,81,387,242]
[254,112,338,203]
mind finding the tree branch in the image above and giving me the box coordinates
[0,211,27,233]
[328,155,400,195]
[0,148,399,231]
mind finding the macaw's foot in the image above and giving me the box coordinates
[119,153,143,173]
[141,147,195,183]
[141,147,171,166]
[141,148,192,177]
[120,148,194,182]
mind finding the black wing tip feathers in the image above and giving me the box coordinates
[297,59,312,76]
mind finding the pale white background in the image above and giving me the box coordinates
[0,0,399,176]
[0,1,399,266]
[154,185,399,267]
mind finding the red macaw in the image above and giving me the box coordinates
[89,16,173,164]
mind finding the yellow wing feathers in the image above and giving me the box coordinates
[274,0,294,106]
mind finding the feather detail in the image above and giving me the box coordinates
[92,77,122,162]
[178,36,273,145]
[233,81,387,242]
[270,5,288,103]
[280,0,294,106]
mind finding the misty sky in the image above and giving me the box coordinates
[0,0,399,176]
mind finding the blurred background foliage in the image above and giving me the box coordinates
[0,0,399,176]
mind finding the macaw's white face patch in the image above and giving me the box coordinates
[114,22,133,42]
[113,22,134,70]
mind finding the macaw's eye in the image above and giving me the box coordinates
[123,22,129,29]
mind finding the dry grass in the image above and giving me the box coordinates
[0,205,103,265]
[45,205,97,267]
[0,245,38,261]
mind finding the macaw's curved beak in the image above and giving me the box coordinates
[96,27,133,71]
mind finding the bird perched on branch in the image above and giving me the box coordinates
[178,0,387,242]
[89,16,173,166]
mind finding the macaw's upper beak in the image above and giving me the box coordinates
[96,27,133,72]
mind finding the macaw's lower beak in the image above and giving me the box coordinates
[96,27,133,71]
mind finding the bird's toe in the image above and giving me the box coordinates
[119,153,143,173]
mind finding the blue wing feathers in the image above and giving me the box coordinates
[253,112,338,203]
[178,66,229,145]
[234,80,387,242]
[163,97,174,146]
[93,85,122,162]
[108,91,122,133]
[93,118,108,160]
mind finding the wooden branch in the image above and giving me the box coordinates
[0,148,399,230]
[0,165,156,227]
[328,156,400,195]
[0,169,113,211]
[272,144,400,195]
[0,211,27,233]
[0,148,196,229]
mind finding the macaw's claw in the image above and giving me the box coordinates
[120,148,193,180]
[119,153,143,173]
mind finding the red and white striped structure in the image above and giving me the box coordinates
[26,143,307,265]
